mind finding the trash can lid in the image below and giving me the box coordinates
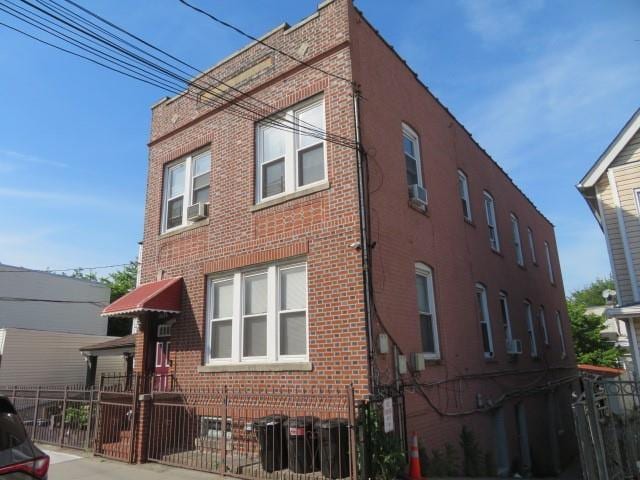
[284,416,318,428]
[317,418,348,429]
[253,414,288,427]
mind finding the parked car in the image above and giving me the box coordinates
[0,395,49,479]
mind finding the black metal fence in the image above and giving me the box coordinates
[573,378,640,480]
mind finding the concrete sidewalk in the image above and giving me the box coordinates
[40,445,219,480]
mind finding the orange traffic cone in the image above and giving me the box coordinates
[409,432,424,480]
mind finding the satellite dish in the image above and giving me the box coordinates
[602,289,616,299]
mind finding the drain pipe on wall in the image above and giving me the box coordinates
[352,84,376,393]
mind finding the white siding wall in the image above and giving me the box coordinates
[0,328,126,386]
[612,129,640,168]
[0,264,109,335]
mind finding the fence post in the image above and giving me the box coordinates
[220,385,228,475]
[85,388,95,451]
[128,373,139,464]
[10,385,16,405]
[31,386,40,439]
[58,386,69,447]
[585,379,609,480]
[347,384,358,480]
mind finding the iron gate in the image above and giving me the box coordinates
[573,378,640,480]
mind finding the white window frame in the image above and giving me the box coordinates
[255,97,326,202]
[499,292,513,343]
[415,263,440,360]
[403,124,423,188]
[484,192,500,252]
[161,149,211,233]
[556,311,567,359]
[634,188,640,219]
[524,301,538,358]
[458,170,472,221]
[544,241,555,285]
[476,283,494,359]
[205,261,308,365]
[539,306,549,346]
[199,416,232,440]
[527,227,537,265]
[510,213,524,266]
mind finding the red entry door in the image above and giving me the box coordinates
[154,340,170,391]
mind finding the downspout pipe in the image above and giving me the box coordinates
[352,85,375,393]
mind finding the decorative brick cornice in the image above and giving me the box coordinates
[203,240,309,274]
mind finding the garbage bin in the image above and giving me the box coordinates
[317,418,350,479]
[253,415,288,472]
[285,416,319,473]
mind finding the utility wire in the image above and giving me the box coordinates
[0,263,133,273]
[0,296,107,306]
[177,0,354,86]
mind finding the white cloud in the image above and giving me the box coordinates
[458,0,544,44]
[0,149,68,169]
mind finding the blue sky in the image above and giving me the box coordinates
[0,0,638,293]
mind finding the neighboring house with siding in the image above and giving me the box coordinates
[0,263,126,385]
[104,0,576,475]
[578,108,640,377]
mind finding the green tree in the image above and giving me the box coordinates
[569,277,615,306]
[568,277,621,367]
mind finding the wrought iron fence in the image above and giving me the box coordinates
[146,384,357,480]
[572,378,640,480]
[0,384,98,450]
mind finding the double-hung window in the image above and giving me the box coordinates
[484,192,500,252]
[539,306,549,346]
[206,262,308,364]
[415,263,439,359]
[256,98,326,201]
[475,283,494,358]
[544,241,555,284]
[511,214,524,266]
[499,292,512,343]
[458,170,472,221]
[527,228,537,265]
[556,311,567,358]
[162,149,211,232]
[403,124,423,188]
[524,301,538,358]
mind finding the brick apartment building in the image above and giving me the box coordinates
[104,0,577,476]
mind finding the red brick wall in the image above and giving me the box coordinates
[349,5,577,474]
[137,0,370,398]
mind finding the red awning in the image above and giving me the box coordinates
[102,277,183,317]
[578,364,624,378]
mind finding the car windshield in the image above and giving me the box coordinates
[0,412,36,468]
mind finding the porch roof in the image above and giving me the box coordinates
[101,277,183,318]
[80,334,136,353]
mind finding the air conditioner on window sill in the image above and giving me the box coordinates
[408,184,428,209]
[187,202,209,221]
[506,339,523,355]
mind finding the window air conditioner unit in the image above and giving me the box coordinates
[187,202,209,221]
[506,339,523,355]
[408,184,428,208]
[410,352,425,371]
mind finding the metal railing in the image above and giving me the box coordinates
[0,384,98,450]
[146,384,357,480]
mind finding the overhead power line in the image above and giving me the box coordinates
[177,0,354,86]
[0,262,133,274]
[0,0,359,150]
[0,296,107,306]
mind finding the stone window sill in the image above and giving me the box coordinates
[197,362,313,373]
[159,218,209,239]
[250,182,330,212]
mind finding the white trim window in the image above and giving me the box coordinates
[458,170,472,221]
[510,213,524,266]
[415,263,439,359]
[205,262,308,364]
[556,310,567,359]
[475,283,494,358]
[256,98,326,201]
[539,306,549,346]
[635,188,640,219]
[499,292,513,342]
[544,241,556,284]
[527,227,537,265]
[484,192,500,252]
[161,149,211,232]
[403,124,423,188]
[524,301,538,358]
